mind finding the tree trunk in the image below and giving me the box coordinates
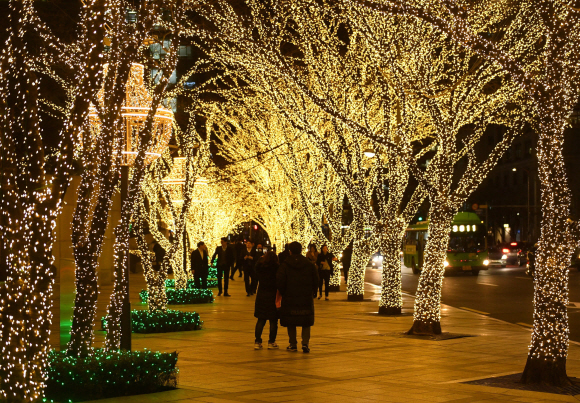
[378,225,404,315]
[408,205,454,335]
[346,238,374,300]
[521,118,574,385]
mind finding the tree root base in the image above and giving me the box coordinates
[378,306,402,315]
[407,320,442,335]
[347,294,364,301]
[521,356,571,386]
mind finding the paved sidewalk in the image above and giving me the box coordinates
[88,274,580,403]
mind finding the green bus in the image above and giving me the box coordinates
[403,212,489,276]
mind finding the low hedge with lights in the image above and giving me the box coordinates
[165,278,218,289]
[140,288,214,304]
[101,309,202,333]
[45,349,178,402]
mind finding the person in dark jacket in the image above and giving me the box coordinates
[341,242,353,285]
[212,237,236,296]
[191,241,209,289]
[153,241,165,271]
[254,251,280,350]
[232,240,246,279]
[277,241,319,353]
[278,243,290,265]
[316,245,337,300]
[241,240,257,296]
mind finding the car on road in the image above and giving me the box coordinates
[499,242,528,265]
[486,246,507,268]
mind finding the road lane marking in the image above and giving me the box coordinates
[460,307,490,315]
[517,322,533,328]
[478,283,498,287]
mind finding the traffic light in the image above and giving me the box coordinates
[254,225,258,230]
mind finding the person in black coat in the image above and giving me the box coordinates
[341,242,353,285]
[153,241,165,272]
[276,241,318,353]
[316,245,338,300]
[253,251,280,349]
[240,240,257,296]
[232,240,245,279]
[212,237,236,296]
[278,243,290,265]
[191,241,209,289]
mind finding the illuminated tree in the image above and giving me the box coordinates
[349,0,580,385]
[0,0,109,400]
[105,1,186,351]
[68,1,170,355]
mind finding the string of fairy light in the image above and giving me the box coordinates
[0,0,111,400]
[2,0,580,398]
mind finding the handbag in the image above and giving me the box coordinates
[275,290,282,309]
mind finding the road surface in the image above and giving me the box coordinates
[365,263,580,342]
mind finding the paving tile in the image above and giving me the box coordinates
[80,273,580,403]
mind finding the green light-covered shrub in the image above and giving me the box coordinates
[101,310,202,333]
[45,349,178,402]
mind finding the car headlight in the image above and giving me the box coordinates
[483,259,490,266]
[443,260,449,267]
[502,255,508,260]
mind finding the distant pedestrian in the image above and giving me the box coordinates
[255,243,265,261]
[316,245,337,300]
[306,244,318,265]
[241,240,257,296]
[153,241,165,271]
[277,241,318,353]
[212,237,236,296]
[254,252,280,350]
[341,242,353,286]
[232,240,245,279]
[191,241,209,289]
[278,243,290,265]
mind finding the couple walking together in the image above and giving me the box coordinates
[254,242,318,353]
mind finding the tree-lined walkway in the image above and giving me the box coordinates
[84,276,580,403]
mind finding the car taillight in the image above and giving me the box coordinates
[510,242,517,246]
[502,248,510,253]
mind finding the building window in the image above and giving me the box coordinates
[179,46,192,59]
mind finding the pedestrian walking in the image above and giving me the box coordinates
[306,244,318,265]
[277,241,318,353]
[278,243,290,265]
[232,240,245,279]
[212,237,236,296]
[316,245,337,300]
[241,240,257,296]
[191,241,209,289]
[254,251,280,350]
[153,241,165,271]
[341,242,353,286]
[306,244,319,298]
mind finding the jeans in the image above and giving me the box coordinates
[319,270,331,297]
[287,326,311,347]
[255,318,278,343]
[217,266,230,293]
